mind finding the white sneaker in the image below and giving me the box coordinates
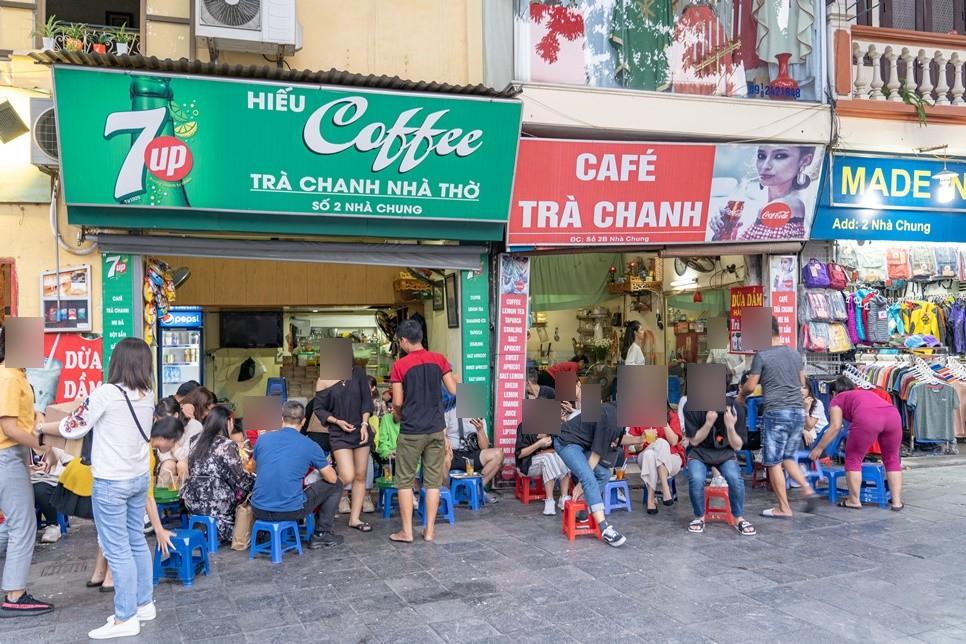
[89,617,140,639]
[543,499,556,516]
[40,524,61,543]
[558,495,572,510]
[616,489,627,503]
[108,602,156,623]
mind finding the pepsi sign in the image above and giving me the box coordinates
[160,308,203,328]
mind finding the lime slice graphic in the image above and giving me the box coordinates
[174,122,197,139]
[169,101,188,122]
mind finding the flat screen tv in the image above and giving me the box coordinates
[219,311,283,348]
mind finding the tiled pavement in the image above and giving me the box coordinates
[7,464,966,643]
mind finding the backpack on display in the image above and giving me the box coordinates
[858,247,887,284]
[802,258,830,288]
[806,290,832,320]
[910,246,937,279]
[959,249,966,282]
[801,321,830,352]
[826,262,848,290]
[838,243,859,271]
[828,291,849,321]
[827,323,854,353]
[885,247,911,279]
[934,247,958,278]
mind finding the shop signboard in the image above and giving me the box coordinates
[102,254,134,378]
[507,139,825,247]
[813,154,966,242]
[768,256,797,349]
[40,265,92,333]
[25,333,103,413]
[729,286,764,355]
[461,262,491,434]
[494,255,531,461]
[52,67,522,241]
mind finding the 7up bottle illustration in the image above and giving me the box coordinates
[105,76,192,206]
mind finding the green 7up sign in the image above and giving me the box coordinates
[101,254,134,378]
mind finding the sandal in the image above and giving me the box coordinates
[760,508,792,519]
[688,519,705,533]
[735,520,756,536]
[836,500,862,509]
[890,504,904,512]
[348,522,373,532]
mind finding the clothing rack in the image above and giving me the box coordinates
[843,365,875,390]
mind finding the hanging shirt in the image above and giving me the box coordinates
[907,382,960,442]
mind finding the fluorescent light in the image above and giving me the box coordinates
[934,169,957,182]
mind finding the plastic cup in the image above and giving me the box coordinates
[644,429,657,444]
[615,469,625,480]
[25,358,63,413]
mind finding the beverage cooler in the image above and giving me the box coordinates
[158,307,204,398]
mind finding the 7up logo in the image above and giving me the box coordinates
[104,108,193,201]
[145,136,192,181]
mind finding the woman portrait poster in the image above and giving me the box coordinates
[706,145,824,242]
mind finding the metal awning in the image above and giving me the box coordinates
[93,234,487,271]
[29,51,520,99]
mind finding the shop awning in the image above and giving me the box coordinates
[93,234,486,271]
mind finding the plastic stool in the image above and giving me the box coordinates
[603,480,632,515]
[157,501,187,528]
[735,449,754,476]
[265,377,287,399]
[417,487,456,525]
[380,487,400,519]
[826,463,891,508]
[561,500,601,541]
[451,477,484,511]
[153,529,209,587]
[188,515,219,554]
[515,474,546,505]
[249,520,302,564]
[57,513,69,536]
[703,486,735,527]
[653,477,678,504]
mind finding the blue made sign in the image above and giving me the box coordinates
[159,307,203,328]
[829,154,966,212]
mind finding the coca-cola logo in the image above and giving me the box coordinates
[759,203,792,228]
[302,97,484,173]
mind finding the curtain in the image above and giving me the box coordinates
[530,253,622,312]
[666,290,729,312]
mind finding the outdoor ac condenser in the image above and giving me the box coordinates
[195,0,303,57]
[30,97,59,169]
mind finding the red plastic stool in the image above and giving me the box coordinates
[561,500,602,541]
[751,462,772,491]
[515,474,546,505]
[704,486,735,527]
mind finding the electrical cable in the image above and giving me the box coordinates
[50,175,98,256]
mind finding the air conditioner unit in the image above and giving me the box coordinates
[30,97,58,169]
[196,0,303,57]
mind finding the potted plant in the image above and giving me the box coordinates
[91,30,113,55]
[29,14,60,51]
[113,23,134,55]
[61,23,85,51]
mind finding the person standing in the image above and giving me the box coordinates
[388,319,456,543]
[314,362,375,533]
[54,338,157,639]
[0,323,54,618]
[621,321,647,366]
[739,316,818,518]
[809,377,904,510]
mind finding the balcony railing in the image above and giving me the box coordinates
[41,23,140,57]
[847,25,966,109]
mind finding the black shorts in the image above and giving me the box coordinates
[329,426,373,452]
[306,431,331,453]
[452,449,484,472]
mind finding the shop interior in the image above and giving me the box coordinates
[526,251,749,401]
[152,255,465,417]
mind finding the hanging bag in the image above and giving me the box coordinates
[858,247,887,284]
[826,262,848,290]
[885,247,911,279]
[802,258,830,289]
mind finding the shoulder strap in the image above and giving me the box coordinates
[112,384,150,443]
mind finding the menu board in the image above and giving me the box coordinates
[40,265,92,332]
[769,255,798,348]
[461,260,491,432]
[493,255,531,461]
[102,254,134,377]
[729,285,764,355]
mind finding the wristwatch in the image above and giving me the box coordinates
[38,432,45,447]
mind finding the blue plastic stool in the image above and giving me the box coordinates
[249,520,302,564]
[286,514,315,544]
[653,476,678,504]
[735,450,754,476]
[826,463,891,508]
[603,480,632,515]
[57,513,69,535]
[380,487,400,519]
[157,501,187,528]
[451,477,484,510]
[188,515,219,554]
[265,377,287,399]
[153,529,209,587]
[417,487,456,525]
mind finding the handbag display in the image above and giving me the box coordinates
[826,262,848,290]
[802,258,830,289]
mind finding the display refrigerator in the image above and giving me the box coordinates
[158,306,204,398]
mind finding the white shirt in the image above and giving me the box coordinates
[624,342,646,365]
[174,419,204,462]
[707,349,746,385]
[58,383,154,481]
[444,408,487,451]
[809,398,828,430]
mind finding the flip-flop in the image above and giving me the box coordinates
[735,520,757,536]
[348,522,373,532]
[890,504,904,512]
[86,580,104,588]
[688,519,704,533]
[836,501,863,510]
[389,534,413,543]
[760,508,792,519]
[803,494,820,513]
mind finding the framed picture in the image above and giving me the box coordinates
[445,273,459,328]
[39,265,92,333]
[432,286,444,311]
[105,11,134,27]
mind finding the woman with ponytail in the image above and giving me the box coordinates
[621,321,646,365]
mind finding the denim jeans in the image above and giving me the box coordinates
[554,439,610,514]
[687,458,745,519]
[0,446,36,592]
[92,475,153,622]
[762,408,806,467]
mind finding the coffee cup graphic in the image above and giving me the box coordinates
[25,358,64,413]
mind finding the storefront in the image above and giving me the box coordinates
[48,57,523,419]
[804,152,966,454]
[494,137,826,458]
